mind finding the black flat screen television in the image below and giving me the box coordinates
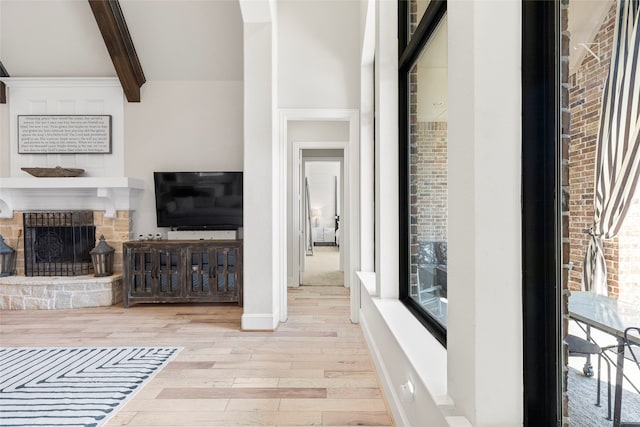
[154,171,243,230]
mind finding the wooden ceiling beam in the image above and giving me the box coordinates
[0,61,8,104]
[89,0,145,102]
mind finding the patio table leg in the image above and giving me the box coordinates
[583,324,594,376]
[613,337,625,427]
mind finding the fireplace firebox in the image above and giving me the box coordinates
[23,211,96,276]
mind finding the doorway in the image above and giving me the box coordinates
[291,141,348,289]
[301,155,344,286]
[278,109,360,324]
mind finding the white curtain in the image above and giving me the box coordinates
[583,0,640,294]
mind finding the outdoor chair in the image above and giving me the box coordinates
[417,266,442,313]
[620,327,640,427]
[566,334,612,420]
[418,241,447,298]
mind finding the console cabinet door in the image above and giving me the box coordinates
[186,245,240,302]
[213,246,241,302]
[186,246,214,298]
[125,245,182,305]
[156,247,182,298]
[126,245,154,303]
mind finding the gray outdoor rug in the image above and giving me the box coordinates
[0,347,180,427]
[568,366,640,426]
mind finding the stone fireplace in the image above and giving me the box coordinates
[0,177,143,309]
[0,77,144,310]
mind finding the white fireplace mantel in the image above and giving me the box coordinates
[0,177,145,219]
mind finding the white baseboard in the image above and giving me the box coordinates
[360,308,409,427]
[241,313,278,331]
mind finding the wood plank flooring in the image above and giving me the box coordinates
[0,286,394,426]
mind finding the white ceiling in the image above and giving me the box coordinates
[0,0,243,81]
[120,0,243,81]
[568,0,615,72]
[0,0,614,82]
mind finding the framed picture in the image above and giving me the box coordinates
[18,115,112,154]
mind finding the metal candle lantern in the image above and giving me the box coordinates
[90,235,115,277]
[0,235,16,277]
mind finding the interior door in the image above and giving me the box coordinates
[298,156,305,285]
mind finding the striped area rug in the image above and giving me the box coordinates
[0,347,180,427]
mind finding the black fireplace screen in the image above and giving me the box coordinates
[23,211,96,276]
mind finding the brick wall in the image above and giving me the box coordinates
[407,1,449,295]
[409,119,448,293]
[412,121,448,243]
[0,210,132,276]
[618,195,640,305]
[568,1,640,303]
[568,2,615,293]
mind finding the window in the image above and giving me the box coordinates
[399,0,448,346]
[521,2,562,424]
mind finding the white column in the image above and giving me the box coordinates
[375,0,399,299]
[359,0,375,274]
[241,14,279,330]
[447,1,522,425]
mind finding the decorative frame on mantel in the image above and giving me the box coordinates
[18,115,112,154]
[2,77,125,178]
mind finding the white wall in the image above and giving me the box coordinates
[361,0,523,426]
[0,77,243,236]
[277,0,361,288]
[306,160,341,229]
[360,0,375,274]
[125,80,243,237]
[0,2,6,178]
[3,79,125,178]
[0,103,8,177]
[278,0,361,109]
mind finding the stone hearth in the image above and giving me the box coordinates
[0,274,122,310]
[0,176,142,309]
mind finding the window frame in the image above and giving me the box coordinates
[398,0,448,347]
[521,1,562,426]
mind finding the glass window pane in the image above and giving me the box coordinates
[563,0,640,425]
[408,0,431,41]
[408,15,448,327]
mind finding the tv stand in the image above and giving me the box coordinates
[122,239,242,307]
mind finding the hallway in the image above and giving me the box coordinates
[303,246,344,286]
[0,286,392,426]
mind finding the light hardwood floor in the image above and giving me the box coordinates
[0,286,394,426]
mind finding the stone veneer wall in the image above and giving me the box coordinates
[0,210,132,276]
[0,209,132,309]
[568,1,640,302]
[0,275,123,310]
